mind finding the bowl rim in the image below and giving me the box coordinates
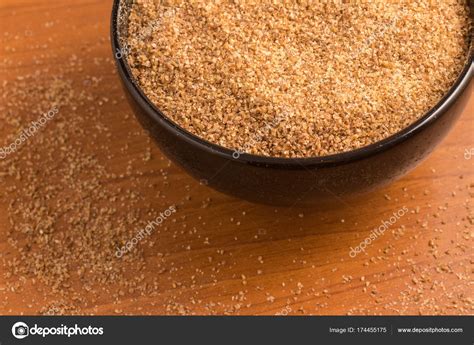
[111,0,473,169]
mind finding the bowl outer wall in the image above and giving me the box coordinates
[111,1,473,205]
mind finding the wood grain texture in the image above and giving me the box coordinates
[0,0,472,316]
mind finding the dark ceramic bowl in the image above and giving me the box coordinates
[111,1,473,206]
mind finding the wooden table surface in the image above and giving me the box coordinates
[0,0,472,316]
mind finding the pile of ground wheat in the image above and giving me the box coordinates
[124,0,470,158]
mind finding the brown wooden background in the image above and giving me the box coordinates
[0,0,472,315]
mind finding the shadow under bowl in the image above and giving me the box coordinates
[111,0,473,206]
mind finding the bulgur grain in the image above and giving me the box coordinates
[124,0,470,157]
